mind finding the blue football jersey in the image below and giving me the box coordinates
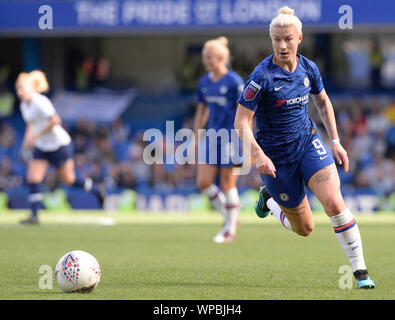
[196,70,244,131]
[237,54,324,165]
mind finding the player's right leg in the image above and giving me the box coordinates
[54,144,106,207]
[214,166,240,243]
[278,197,314,236]
[256,184,314,235]
[258,163,314,236]
[57,157,106,207]
[22,158,49,224]
[196,163,226,217]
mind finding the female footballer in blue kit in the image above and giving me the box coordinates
[194,37,244,243]
[16,70,105,224]
[234,7,375,288]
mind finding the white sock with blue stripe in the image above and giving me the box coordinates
[267,198,293,231]
[330,208,367,272]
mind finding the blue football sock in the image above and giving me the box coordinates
[28,183,43,217]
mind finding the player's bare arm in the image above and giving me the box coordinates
[37,114,62,138]
[311,89,349,172]
[193,102,209,139]
[25,114,62,148]
[22,123,35,149]
[234,103,276,178]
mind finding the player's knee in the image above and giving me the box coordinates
[27,176,43,184]
[322,197,345,216]
[60,173,75,186]
[197,180,211,191]
[295,223,314,237]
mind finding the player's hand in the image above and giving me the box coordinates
[332,142,349,172]
[255,152,276,178]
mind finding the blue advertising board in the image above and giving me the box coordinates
[0,0,394,35]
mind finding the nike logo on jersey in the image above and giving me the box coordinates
[320,155,328,160]
[274,85,284,91]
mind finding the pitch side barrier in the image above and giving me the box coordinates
[3,189,394,213]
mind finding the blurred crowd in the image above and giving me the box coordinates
[311,97,395,196]
[0,95,394,198]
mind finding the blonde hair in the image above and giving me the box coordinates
[269,6,303,36]
[15,70,49,93]
[202,36,230,65]
[29,70,49,93]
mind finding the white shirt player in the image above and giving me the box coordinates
[20,92,71,152]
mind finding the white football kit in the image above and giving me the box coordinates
[20,92,71,152]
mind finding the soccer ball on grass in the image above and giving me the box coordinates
[55,250,101,293]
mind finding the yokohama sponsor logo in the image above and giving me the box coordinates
[286,94,309,105]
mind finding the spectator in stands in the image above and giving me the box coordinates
[232,50,254,81]
[351,125,373,168]
[179,51,200,93]
[367,101,390,136]
[95,57,111,86]
[110,118,130,144]
[0,87,14,118]
[85,126,116,165]
[72,130,89,154]
[356,151,395,196]
[117,162,137,190]
[350,99,367,136]
[128,132,152,188]
[72,119,96,140]
[0,156,23,192]
[369,40,384,91]
[0,122,16,151]
[173,162,196,191]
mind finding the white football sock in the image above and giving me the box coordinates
[84,177,93,192]
[330,208,367,272]
[202,184,226,217]
[267,198,293,231]
[224,188,240,235]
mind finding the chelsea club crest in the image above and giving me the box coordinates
[279,193,290,202]
[304,76,310,88]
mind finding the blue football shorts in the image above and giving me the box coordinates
[33,143,74,169]
[197,130,243,167]
[260,133,335,208]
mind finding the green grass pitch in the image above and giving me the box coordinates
[0,210,394,300]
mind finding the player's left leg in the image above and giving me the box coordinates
[308,163,375,289]
[213,166,240,243]
[57,158,76,186]
[22,158,50,224]
[301,132,374,289]
[55,144,106,207]
[196,163,226,217]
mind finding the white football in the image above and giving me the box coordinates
[55,250,101,293]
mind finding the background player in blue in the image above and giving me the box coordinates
[194,36,244,243]
[234,7,375,289]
